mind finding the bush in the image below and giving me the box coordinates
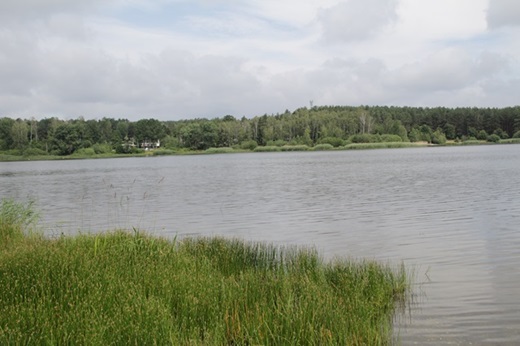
[92,143,113,154]
[431,130,447,145]
[266,140,287,147]
[313,143,334,151]
[22,148,48,156]
[74,147,96,156]
[253,146,282,152]
[319,137,346,147]
[487,134,501,143]
[349,134,381,143]
[205,147,235,154]
[240,140,258,150]
[513,130,520,139]
[280,145,310,151]
[380,134,403,143]
[152,149,176,156]
[477,130,488,141]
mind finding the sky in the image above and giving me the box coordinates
[0,0,519,121]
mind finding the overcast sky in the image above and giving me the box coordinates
[1,0,519,121]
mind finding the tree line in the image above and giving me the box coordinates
[1,105,520,155]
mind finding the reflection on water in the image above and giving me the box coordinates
[1,145,520,344]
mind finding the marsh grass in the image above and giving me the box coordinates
[313,143,335,151]
[0,201,410,345]
[344,142,420,150]
[253,145,282,152]
[204,147,236,154]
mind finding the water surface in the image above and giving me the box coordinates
[1,145,519,344]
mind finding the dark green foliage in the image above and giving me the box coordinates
[319,137,346,147]
[240,140,258,150]
[2,105,520,158]
[487,134,501,143]
[431,129,447,145]
[380,134,403,143]
[477,130,489,141]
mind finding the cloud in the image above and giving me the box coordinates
[487,0,520,29]
[0,0,519,120]
[318,0,398,42]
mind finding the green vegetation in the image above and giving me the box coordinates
[1,105,520,161]
[345,142,421,150]
[0,200,410,345]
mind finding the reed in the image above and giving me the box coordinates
[204,147,236,154]
[253,145,282,152]
[280,145,311,151]
[313,143,335,151]
[0,201,410,345]
[344,142,419,150]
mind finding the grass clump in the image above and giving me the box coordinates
[204,147,236,154]
[253,145,282,152]
[344,142,418,150]
[0,199,38,245]
[280,145,310,151]
[313,143,335,151]
[0,202,410,345]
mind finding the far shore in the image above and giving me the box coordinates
[1,139,519,163]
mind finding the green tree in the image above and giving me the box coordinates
[0,118,15,150]
[11,120,29,150]
[52,123,81,155]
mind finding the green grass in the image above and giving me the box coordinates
[253,145,282,152]
[0,200,410,345]
[204,147,236,154]
[313,143,335,151]
[280,145,311,151]
[344,142,421,150]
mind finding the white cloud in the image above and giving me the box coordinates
[0,0,519,120]
[487,0,520,29]
[318,0,399,42]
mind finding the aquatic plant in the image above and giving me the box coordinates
[0,211,410,344]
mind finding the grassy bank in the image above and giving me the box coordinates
[1,138,519,162]
[0,200,410,345]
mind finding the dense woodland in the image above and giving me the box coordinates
[1,105,520,156]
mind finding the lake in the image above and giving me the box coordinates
[1,145,519,344]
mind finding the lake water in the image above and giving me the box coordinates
[1,145,520,345]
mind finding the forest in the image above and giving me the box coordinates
[1,105,520,156]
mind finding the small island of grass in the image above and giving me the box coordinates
[0,200,410,345]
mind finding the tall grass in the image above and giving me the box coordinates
[344,142,420,150]
[0,201,410,345]
[0,199,38,245]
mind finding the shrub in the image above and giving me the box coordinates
[513,130,520,139]
[487,134,501,143]
[240,140,258,150]
[152,149,176,156]
[22,148,48,156]
[92,143,113,154]
[313,143,334,151]
[477,130,488,141]
[266,140,287,147]
[280,145,310,151]
[380,134,403,143]
[253,146,282,152]
[74,147,96,156]
[205,147,235,154]
[319,137,346,147]
[431,130,447,145]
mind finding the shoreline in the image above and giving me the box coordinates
[2,139,519,163]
